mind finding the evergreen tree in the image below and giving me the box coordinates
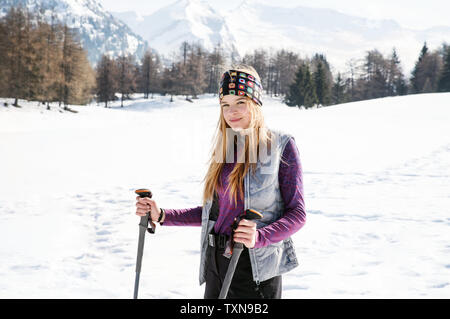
[313,60,331,106]
[285,64,305,107]
[303,65,318,108]
[411,42,429,93]
[312,54,332,106]
[438,45,450,92]
[332,73,346,105]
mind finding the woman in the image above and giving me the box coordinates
[135,64,306,299]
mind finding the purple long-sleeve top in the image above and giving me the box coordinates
[162,137,306,248]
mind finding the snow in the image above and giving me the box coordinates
[0,92,449,298]
[114,0,450,74]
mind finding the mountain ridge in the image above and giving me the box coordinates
[0,0,148,65]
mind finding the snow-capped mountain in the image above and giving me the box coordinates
[225,0,450,74]
[112,0,240,63]
[114,0,450,74]
[0,0,148,66]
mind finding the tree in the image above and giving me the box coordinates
[285,63,306,107]
[387,48,407,96]
[311,54,332,106]
[313,60,331,106]
[117,54,137,107]
[139,49,161,99]
[332,73,346,105]
[185,43,208,99]
[284,63,317,108]
[206,42,226,95]
[2,7,30,107]
[303,65,318,108]
[410,42,443,93]
[438,45,450,92]
[363,49,388,99]
[96,54,117,107]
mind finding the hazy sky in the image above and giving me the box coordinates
[99,0,450,30]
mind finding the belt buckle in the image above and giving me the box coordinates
[208,234,215,247]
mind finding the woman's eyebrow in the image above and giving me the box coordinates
[221,98,246,106]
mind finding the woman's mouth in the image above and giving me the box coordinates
[230,118,242,122]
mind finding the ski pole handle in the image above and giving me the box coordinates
[135,188,156,234]
[243,208,263,221]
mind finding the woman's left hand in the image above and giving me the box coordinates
[233,219,258,249]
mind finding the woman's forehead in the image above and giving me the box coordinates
[221,95,246,104]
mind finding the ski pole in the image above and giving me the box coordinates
[218,209,263,299]
[134,188,156,299]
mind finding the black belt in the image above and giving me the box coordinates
[208,233,229,250]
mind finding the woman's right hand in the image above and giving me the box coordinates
[136,196,161,222]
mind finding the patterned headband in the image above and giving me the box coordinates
[219,70,263,106]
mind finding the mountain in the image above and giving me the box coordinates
[114,0,450,74]
[0,0,148,66]
[225,0,449,74]
[112,0,240,63]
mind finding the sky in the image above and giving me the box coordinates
[99,0,450,30]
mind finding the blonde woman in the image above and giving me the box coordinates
[135,64,306,299]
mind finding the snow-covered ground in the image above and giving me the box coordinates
[0,93,449,298]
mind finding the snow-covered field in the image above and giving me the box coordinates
[0,93,449,298]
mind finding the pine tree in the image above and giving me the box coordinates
[285,64,305,107]
[438,45,450,92]
[332,73,346,105]
[303,65,318,108]
[411,42,429,93]
[314,61,330,106]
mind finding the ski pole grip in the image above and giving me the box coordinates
[243,209,263,221]
[135,188,156,234]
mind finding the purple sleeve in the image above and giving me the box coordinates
[162,206,202,227]
[253,137,306,248]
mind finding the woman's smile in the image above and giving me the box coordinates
[230,118,242,122]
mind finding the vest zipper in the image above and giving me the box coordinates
[247,172,260,285]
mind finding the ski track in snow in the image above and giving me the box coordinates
[0,94,449,298]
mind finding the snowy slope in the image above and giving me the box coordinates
[113,0,239,62]
[225,0,449,74]
[0,0,148,65]
[0,93,449,298]
[114,0,450,74]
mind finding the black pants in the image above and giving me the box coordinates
[204,245,282,299]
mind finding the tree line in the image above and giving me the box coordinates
[0,7,95,109]
[285,43,450,108]
[2,7,450,109]
[96,40,450,109]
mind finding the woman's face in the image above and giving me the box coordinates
[221,95,251,130]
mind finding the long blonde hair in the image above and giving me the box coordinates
[201,64,272,207]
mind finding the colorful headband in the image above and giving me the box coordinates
[219,70,263,106]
